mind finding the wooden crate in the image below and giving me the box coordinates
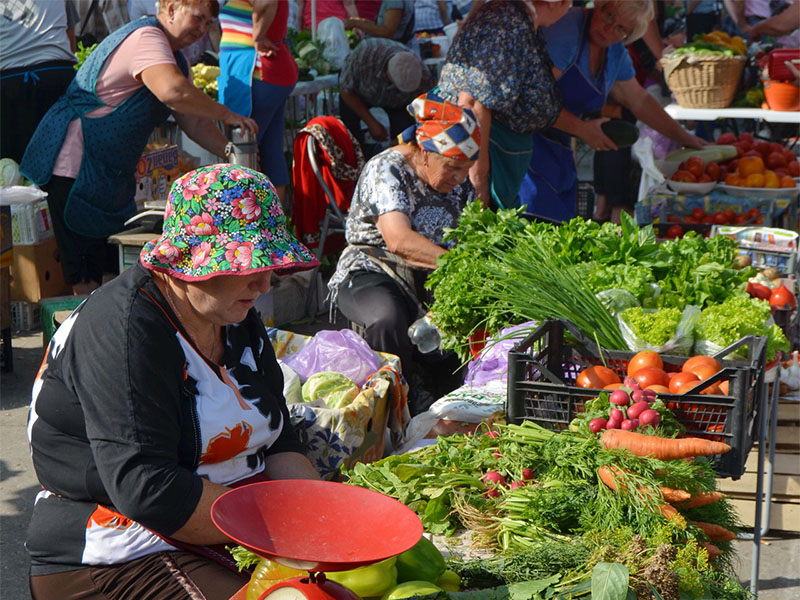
[717,396,799,532]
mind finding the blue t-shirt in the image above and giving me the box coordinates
[542,8,635,100]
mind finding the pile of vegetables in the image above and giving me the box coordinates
[287,28,332,79]
[665,31,747,58]
[190,63,219,100]
[426,206,789,360]
[338,417,749,600]
[74,40,97,70]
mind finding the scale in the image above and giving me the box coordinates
[211,480,424,600]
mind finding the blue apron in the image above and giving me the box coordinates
[519,12,606,221]
[20,17,188,239]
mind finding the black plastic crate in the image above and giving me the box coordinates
[506,320,767,479]
[576,182,595,220]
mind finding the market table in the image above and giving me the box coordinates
[663,103,800,124]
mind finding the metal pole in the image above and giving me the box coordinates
[311,0,317,40]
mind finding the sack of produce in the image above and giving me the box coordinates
[618,305,700,355]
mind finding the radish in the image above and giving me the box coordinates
[609,408,625,422]
[631,389,645,403]
[482,470,507,497]
[620,419,637,431]
[639,409,661,426]
[522,468,535,480]
[630,418,640,429]
[606,418,621,429]
[510,480,526,489]
[589,417,608,433]
[642,388,657,403]
[627,400,649,419]
[493,450,503,459]
[486,431,499,438]
[610,389,630,406]
[623,377,641,390]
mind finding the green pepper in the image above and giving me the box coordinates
[395,536,446,584]
[326,557,397,598]
[436,570,461,592]
[381,580,442,600]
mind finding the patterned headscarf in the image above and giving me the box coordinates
[140,164,318,281]
[398,92,480,161]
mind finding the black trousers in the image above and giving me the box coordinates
[0,61,75,164]
[336,270,463,415]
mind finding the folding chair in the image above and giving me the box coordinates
[306,135,348,261]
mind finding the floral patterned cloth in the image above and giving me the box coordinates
[437,0,563,135]
[327,148,476,302]
[140,164,318,280]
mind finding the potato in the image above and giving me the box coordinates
[733,254,752,268]
[762,267,780,281]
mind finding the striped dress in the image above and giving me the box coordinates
[219,0,261,75]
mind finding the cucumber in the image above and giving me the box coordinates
[600,120,640,148]
[664,145,737,163]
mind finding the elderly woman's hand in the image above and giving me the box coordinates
[580,117,619,151]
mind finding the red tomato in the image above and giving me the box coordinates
[743,149,762,158]
[766,151,788,169]
[686,156,704,178]
[728,158,739,172]
[633,367,670,390]
[739,132,754,144]
[734,213,749,224]
[669,372,701,394]
[627,350,664,376]
[576,366,621,389]
[754,215,765,224]
[783,149,796,162]
[666,214,680,223]
[701,214,716,224]
[722,209,735,221]
[697,173,713,183]
[713,211,729,224]
[769,142,784,155]
[705,162,721,180]
[717,132,737,145]
[788,161,800,177]
[774,168,790,178]
[672,170,697,183]
[665,224,684,238]
[684,216,699,224]
[691,207,705,220]
[754,141,771,157]
[747,207,761,219]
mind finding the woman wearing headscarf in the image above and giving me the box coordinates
[20,0,258,296]
[327,92,480,414]
[518,0,706,222]
[436,0,572,208]
[27,164,320,599]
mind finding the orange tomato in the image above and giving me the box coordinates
[738,155,765,176]
[604,382,624,390]
[763,170,780,189]
[627,350,664,376]
[633,367,670,390]
[672,169,697,183]
[724,173,740,186]
[744,173,765,188]
[669,372,701,394]
[719,380,730,396]
[576,366,621,389]
[780,175,796,188]
[681,355,722,374]
[690,364,723,395]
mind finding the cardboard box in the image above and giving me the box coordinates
[134,145,180,208]
[9,237,68,302]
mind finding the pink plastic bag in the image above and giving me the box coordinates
[282,329,381,388]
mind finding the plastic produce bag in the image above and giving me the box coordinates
[596,289,639,315]
[301,371,359,409]
[282,329,380,388]
[317,17,350,70]
[619,305,701,355]
[465,321,538,387]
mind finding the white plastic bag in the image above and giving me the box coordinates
[317,17,350,70]
[619,305,701,355]
[0,185,46,206]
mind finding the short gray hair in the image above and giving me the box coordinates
[595,0,654,43]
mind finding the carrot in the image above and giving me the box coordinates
[601,429,731,460]
[597,466,682,519]
[702,542,723,558]
[690,520,737,542]
[674,491,725,509]
[659,487,692,503]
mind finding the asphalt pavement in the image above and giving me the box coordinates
[1,331,798,599]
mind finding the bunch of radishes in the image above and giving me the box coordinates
[588,376,662,434]
[481,432,534,496]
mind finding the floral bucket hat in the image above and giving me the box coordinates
[140,164,319,280]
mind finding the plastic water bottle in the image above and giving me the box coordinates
[408,313,441,354]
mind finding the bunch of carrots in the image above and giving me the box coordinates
[597,429,736,558]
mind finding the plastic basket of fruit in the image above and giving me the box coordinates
[506,319,767,479]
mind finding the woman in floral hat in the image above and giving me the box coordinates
[327,91,480,415]
[27,165,319,599]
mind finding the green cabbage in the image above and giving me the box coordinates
[0,158,22,186]
[301,371,359,409]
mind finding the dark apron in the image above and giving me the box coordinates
[519,11,607,222]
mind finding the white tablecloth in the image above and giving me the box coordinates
[664,103,800,124]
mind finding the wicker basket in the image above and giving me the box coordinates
[661,54,746,109]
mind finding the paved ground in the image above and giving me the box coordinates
[2,330,798,599]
